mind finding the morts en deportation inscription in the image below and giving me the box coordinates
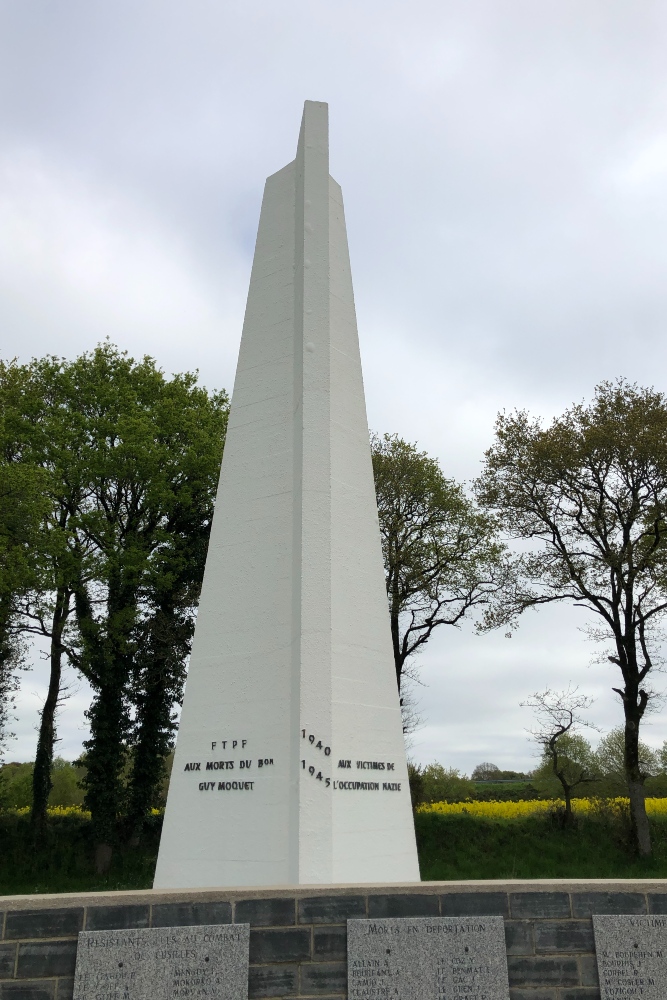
[347,917,510,1000]
[593,915,667,999]
[73,924,249,1000]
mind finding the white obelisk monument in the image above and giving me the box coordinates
[154,101,420,888]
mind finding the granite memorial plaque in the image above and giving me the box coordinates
[73,923,249,1000]
[593,914,667,998]
[348,916,510,1000]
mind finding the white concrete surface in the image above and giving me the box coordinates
[154,101,420,888]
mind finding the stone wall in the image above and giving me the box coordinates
[2,880,666,1000]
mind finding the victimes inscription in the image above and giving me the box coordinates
[593,915,667,998]
[73,924,250,1000]
[347,917,510,1000]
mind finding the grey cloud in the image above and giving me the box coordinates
[2,0,667,767]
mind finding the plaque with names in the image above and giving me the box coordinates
[73,923,250,1000]
[593,914,667,999]
[347,916,510,1000]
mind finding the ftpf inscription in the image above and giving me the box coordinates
[72,923,249,1000]
[347,916,509,1000]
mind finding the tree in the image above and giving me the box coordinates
[0,365,51,779]
[522,687,598,822]
[421,764,475,803]
[59,344,228,870]
[476,380,667,855]
[124,399,227,844]
[0,641,21,772]
[372,434,509,705]
[595,726,659,788]
[471,763,502,781]
[2,355,101,840]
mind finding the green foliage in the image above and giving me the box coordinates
[372,433,509,697]
[420,764,476,803]
[0,363,51,766]
[534,732,600,787]
[595,726,660,783]
[471,762,527,780]
[0,810,161,895]
[0,343,228,851]
[407,762,425,808]
[0,759,85,810]
[0,761,33,809]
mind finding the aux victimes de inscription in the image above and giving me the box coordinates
[593,915,667,999]
[183,731,404,795]
[73,924,250,1000]
[347,918,510,1000]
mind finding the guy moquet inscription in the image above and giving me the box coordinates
[347,917,509,1000]
[593,915,667,999]
[73,924,249,1000]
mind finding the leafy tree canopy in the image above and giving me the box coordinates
[372,433,509,696]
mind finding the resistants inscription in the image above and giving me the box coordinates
[347,917,510,1000]
[593,915,667,998]
[73,924,250,1000]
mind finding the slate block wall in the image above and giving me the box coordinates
[1,882,665,1000]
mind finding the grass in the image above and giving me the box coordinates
[3,801,667,895]
[0,811,161,896]
[415,808,667,880]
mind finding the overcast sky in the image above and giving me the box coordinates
[3,0,667,773]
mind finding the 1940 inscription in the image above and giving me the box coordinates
[347,917,510,1000]
[73,924,250,1000]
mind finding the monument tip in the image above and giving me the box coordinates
[297,100,329,160]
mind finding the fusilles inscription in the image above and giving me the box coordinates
[73,924,250,1000]
[593,915,667,998]
[347,917,510,1000]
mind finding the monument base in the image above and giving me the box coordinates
[1,879,665,996]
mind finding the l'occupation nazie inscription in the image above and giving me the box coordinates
[593,915,667,999]
[183,733,403,794]
[73,925,250,1000]
[347,917,510,1000]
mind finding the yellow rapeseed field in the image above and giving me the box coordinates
[418,798,667,819]
[9,806,164,819]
